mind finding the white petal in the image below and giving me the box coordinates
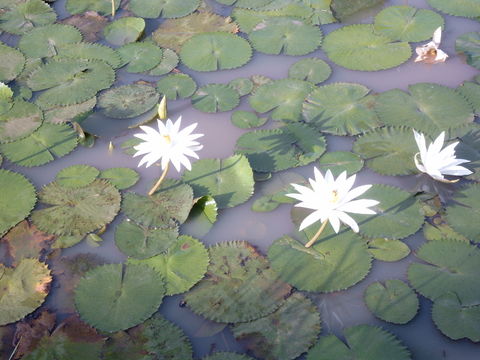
[299,210,324,231]
[432,26,442,46]
[329,215,341,233]
[336,211,359,232]
[338,199,378,214]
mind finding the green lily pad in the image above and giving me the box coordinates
[115,220,178,259]
[323,24,411,71]
[0,43,25,82]
[374,84,474,136]
[432,292,480,342]
[182,154,254,208]
[352,127,418,176]
[0,123,78,167]
[0,82,13,114]
[75,263,165,332]
[303,82,381,135]
[99,168,139,190]
[192,84,240,113]
[366,238,410,262]
[354,184,423,240]
[56,42,122,69]
[446,183,480,241]
[103,17,145,46]
[128,0,199,18]
[28,58,115,107]
[228,78,254,96]
[330,0,384,21]
[408,240,480,305]
[0,169,36,237]
[317,151,364,177]
[249,17,322,55]
[235,123,326,172]
[251,172,302,212]
[66,0,120,16]
[231,293,320,360]
[457,81,480,116]
[149,48,179,76]
[43,97,97,124]
[117,42,163,73]
[156,73,197,100]
[183,195,218,239]
[98,84,159,119]
[249,79,315,121]
[0,0,56,35]
[31,178,121,237]
[231,111,267,129]
[288,57,331,84]
[365,280,419,324]
[0,100,43,143]
[374,6,444,42]
[0,258,51,325]
[456,128,480,181]
[423,219,470,243]
[203,353,254,360]
[456,32,480,70]
[128,235,209,295]
[184,241,291,323]
[426,0,480,18]
[180,32,252,72]
[306,324,411,360]
[18,24,82,58]
[55,164,100,188]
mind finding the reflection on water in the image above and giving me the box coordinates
[3,0,479,358]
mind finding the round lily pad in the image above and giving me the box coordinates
[56,42,122,69]
[446,183,480,241]
[456,32,480,70]
[288,57,331,84]
[0,169,36,237]
[117,42,163,73]
[366,238,410,262]
[99,168,139,189]
[426,0,480,18]
[98,84,159,119]
[228,77,254,96]
[0,100,43,143]
[354,184,423,240]
[365,280,419,324]
[373,6,444,42]
[0,0,57,35]
[231,111,267,129]
[128,0,199,18]
[103,17,145,46]
[232,293,320,360]
[457,81,480,116]
[66,0,120,16]
[31,179,121,237]
[408,240,480,305]
[182,154,255,209]
[184,241,291,323]
[55,164,100,188]
[0,43,25,82]
[156,73,197,100]
[18,24,82,58]
[191,84,240,113]
[322,24,411,71]
[317,151,364,177]
[75,263,165,332]
[0,258,51,325]
[128,235,209,295]
[149,48,179,76]
[180,32,252,72]
[303,82,381,135]
[249,17,322,55]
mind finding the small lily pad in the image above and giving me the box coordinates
[317,151,364,177]
[183,195,218,239]
[191,84,240,113]
[0,100,43,143]
[228,77,254,96]
[99,168,139,189]
[128,0,199,19]
[117,42,163,73]
[55,164,100,188]
[231,111,267,129]
[426,0,480,18]
[0,43,25,82]
[445,183,480,242]
[367,238,410,262]
[0,0,57,35]
[288,57,331,84]
[103,17,145,46]
[156,73,197,100]
[149,48,179,76]
[456,32,480,70]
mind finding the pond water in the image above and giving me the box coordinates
[2,0,479,358]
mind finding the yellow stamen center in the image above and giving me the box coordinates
[163,135,172,144]
[330,190,339,203]
[427,48,437,56]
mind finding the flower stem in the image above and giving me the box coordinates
[148,163,169,196]
[305,220,328,248]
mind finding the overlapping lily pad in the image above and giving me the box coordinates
[99,168,139,189]
[288,57,331,84]
[322,24,411,71]
[43,97,96,124]
[456,32,480,70]
[231,111,266,129]
[456,128,480,181]
[251,172,301,212]
[229,77,254,96]
[156,73,197,100]
[446,183,480,241]
[128,0,199,19]
[103,17,145,46]
[60,11,108,42]
[75,263,165,332]
[149,48,179,76]
[56,42,122,69]
[66,0,120,15]
[0,0,56,35]
[0,43,25,82]
[426,0,480,18]
[0,100,43,143]
[366,238,410,262]
[191,84,240,113]
[317,151,364,176]
[184,241,291,323]
[117,42,163,73]
[55,164,99,188]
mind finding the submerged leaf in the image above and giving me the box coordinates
[456,32,480,70]
[61,11,108,42]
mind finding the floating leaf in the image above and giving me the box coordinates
[117,42,163,73]
[149,48,179,76]
[0,0,56,35]
[0,43,25,82]
[251,172,302,212]
[330,0,384,20]
[31,179,121,237]
[43,97,97,124]
[55,164,99,188]
[115,220,178,259]
[0,100,43,143]
[231,110,267,129]
[156,73,197,100]
[456,32,480,70]
[152,12,238,52]
[0,258,51,325]
[249,17,322,55]
[426,0,480,18]
[203,353,254,360]
[0,82,13,115]
[13,310,56,359]
[191,84,240,113]
[99,168,139,189]
[182,154,255,209]
[364,280,418,324]
[288,57,331,84]
[232,293,320,360]
[183,195,218,239]
[446,183,480,242]
[0,123,78,167]
[457,81,480,116]
[18,24,82,58]
[128,0,199,19]
[303,0,336,25]
[317,151,363,177]
[66,0,120,15]
[303,82,381,135]
[432,292,480,342]
[61,11,108,42]
[129,235,209,295]
[367,238,410,262]
[306,324,411,360]
[249,79,314,121]
[323,24,411,71]
[228,77,254,96]
[456,128,480,181]
[352,127,418,176]
[56,42,122,69]
[180,32,252,72]
[408,240,480,305]
[103,17,145,46]
[75,263,165,333]
[98,84,159,119]
[184,241,291,323]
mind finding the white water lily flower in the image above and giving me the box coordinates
[133,116,203,171]
[413,130,472,182]
[415,26,448,64]
[287,168,379,234]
